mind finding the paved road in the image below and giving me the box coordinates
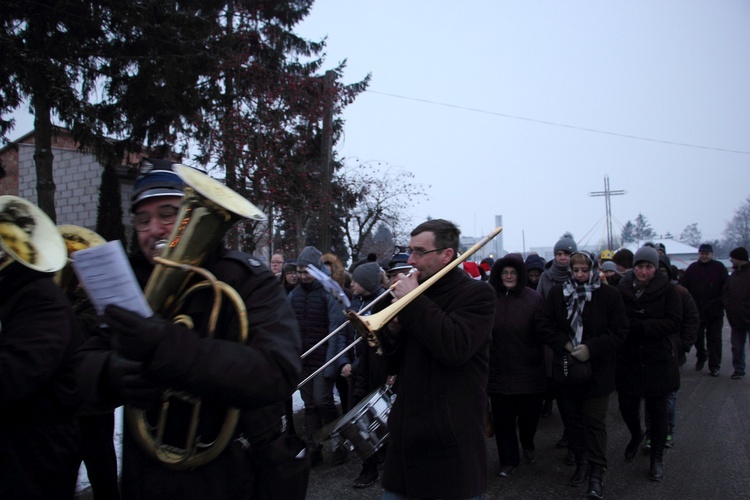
[77,323,750,499]
[306,323,750,499]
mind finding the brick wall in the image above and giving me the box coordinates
[16,143,134,231]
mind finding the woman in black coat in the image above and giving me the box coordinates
[538,251,628,499]
[616,246,682,482]
[487,254,545,478]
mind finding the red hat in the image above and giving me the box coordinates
[463,261,481,279]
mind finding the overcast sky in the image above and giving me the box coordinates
[8,1,749,253]
[295,0,750,252]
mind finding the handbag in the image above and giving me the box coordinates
[552,351,591,384]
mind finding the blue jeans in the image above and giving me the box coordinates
[383,492,483,500]
[645,390,677,435]
[731,327,750,373]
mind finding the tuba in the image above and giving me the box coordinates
[0,195,67,275]
[125,164,266,470]
[55,225,107,294]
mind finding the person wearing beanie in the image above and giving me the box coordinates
[537,251,628,498]
[347,261,390,487]
[280,261,298,294]
[616,245,682,482]
[535,233,577,458]
[486,254,546,479]
[76,162,309,498]
[601,260,618,284]
[525,254,546,291]
[724,247,750,379]
[637,253,699,452]
[537,233,578,298]
[680,243,728,376]
[288,246,349,467]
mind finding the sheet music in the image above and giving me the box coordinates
[70,240,153,318]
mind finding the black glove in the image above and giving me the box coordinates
[104,353,162,410]
[104,304,173,361]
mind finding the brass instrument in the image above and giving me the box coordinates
[298,227,503,389]
[0,195,67,274]
[125,164,266,470]
[347,226,503,339]
[55,225,107,292]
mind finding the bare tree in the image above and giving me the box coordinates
[679,223,702,247]
[337,162,428,262]
[724,196,750,249]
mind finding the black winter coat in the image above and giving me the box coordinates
[616,272,682,397]
[538,283,629,398]
[680,259,728,320]
[380,267,495,499]
[351,287,390,404]
[75,250,306,500]
[487,256,546,395]
[0,265,82,500]
[724,264,750,329]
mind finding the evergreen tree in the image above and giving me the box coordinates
[724,196,750,249]
[679,223,702,247]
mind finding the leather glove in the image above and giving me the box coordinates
[104,304,173,362]
[104,353,162,410]
[571,344,590,362]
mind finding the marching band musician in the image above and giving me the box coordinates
[74,161,309,499]
[0,197,82,500]
[379,219,496,500]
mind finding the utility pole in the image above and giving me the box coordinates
[589,176,626,250]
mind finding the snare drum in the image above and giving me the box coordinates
[331,385,394,459]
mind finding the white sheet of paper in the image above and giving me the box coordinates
[70,240,153,318]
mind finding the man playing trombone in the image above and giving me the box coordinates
[379,219,496,500]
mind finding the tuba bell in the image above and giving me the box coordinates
[125,164,266,470]
[0,195,67,275]
[55,225,107,294]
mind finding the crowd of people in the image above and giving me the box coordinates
[1,159,749,500]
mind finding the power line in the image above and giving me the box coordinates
[366,90,750,155]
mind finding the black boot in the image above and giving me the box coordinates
[569,461,590,487]
[649,457,664,481]
[587,464,605,499]
[624,432,643,460]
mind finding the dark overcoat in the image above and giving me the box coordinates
[381,267,495,499]
[616,272,682,397]
[75,250,306,500]
[537,283,629,398]
[0,265,81,500]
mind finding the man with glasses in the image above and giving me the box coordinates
[75,160,308,499]
[379,219,495,500]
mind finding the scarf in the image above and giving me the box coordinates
[563,252,601,346]
[544,260,571,285]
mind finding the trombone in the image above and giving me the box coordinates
[297,268,415,388]
[297,226,502,388]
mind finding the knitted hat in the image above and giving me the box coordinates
[554,234,578,255]
[601,261,617,272]
[352,262,382,294]
[730,247,749,261]
[296,246,322,269]
[131,159,185,212]
[658,254,673,279]
[525,254,546,272]
[699,243,713,253]
[612,248,634,269]
[633,246,659,268]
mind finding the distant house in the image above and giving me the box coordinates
[621,238,699,270]
[0,128,141,233]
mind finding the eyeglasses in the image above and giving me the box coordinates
[501,270,518,277]
[133,206,180,232]
[406,247,446,258]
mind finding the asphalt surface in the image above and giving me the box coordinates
[78,322,750,499]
